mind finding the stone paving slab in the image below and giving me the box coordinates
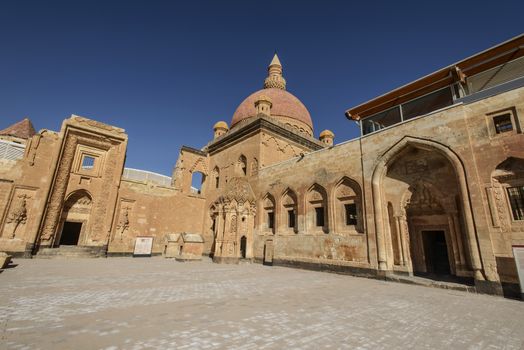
[0,258,523,349]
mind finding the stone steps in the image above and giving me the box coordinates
[35,246,106,259]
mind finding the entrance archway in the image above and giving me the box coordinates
[371,137,484,280]
[56,191,92,247]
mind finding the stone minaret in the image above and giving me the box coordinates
[263,54,286,90]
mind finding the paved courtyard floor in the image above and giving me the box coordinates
[0,258,523,350]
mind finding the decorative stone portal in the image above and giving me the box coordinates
[373,138,483,282]
[55,191,92,247]
[212,177,255,264]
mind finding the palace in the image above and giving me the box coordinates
[1,35,523,297]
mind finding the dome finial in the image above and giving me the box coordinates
[264,53,286,90]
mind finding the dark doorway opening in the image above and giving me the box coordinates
[59,222,82,246]
[422,230,451,275]
[240,236,247,258]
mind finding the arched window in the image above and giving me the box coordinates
[306,184,328,234]
[281,189,297,233]
[334,177,363,234]
[238,155,247,176]
[191,171,206,195]
[263,193,275,234]
[212,166,220,189]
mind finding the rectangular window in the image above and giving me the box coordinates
[494,114,513,134]
[401,87,454,121]
[215,176,220,188]
[288,209,295,228]
[345,203,358,225]
[315,207,324,227]
[508,186,524,220]
[268,212,274,229]
[81,155,95,170]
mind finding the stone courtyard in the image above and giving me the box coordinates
[1,259,523,350]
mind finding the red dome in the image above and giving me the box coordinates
[231,88,313,129]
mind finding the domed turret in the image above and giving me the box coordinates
[319,129,335,146]
[213,121,229,139]
[254,95,272,116]
[231,54,313,136]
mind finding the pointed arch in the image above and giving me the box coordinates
[281,188,298,233]
[238,154,247,176]
[262,193,276,234]
[371,136,483,280]
[306,183,328,234]
[333,176,363,234]
[56,190,93,246]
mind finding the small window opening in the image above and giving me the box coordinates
[215,176,219,188]
[345,203,358,225]
[191,172,205,194]
[507,186,524,220]
[315,207,324,227]
[268,212,274,229]
[494,114,513,134]
[81,155,95,170]
[288,209,295,228]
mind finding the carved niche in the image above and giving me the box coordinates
[405,182,444,216]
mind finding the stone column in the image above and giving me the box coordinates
[394,215,406,266]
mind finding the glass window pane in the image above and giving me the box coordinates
[493,114,513,133]
[81,156,95,169]
[507,186,524,220]
[402,87,453,121]
[362,107,401,135]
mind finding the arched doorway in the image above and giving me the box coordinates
[402,181,454,277]
[371,138,483,281]
[240,236,247,258]
[56,191,92,246]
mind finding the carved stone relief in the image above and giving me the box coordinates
[1,188,37,240]
[405,182,444,215]
[6,194,29,238]
[115,201,133,242]
[262,135,299,156]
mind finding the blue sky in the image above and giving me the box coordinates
[1,0,522,176]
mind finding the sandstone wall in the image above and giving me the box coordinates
[108,179,206,255]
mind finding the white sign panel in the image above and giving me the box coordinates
[512,246,524,297]
[134,237,153,256]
